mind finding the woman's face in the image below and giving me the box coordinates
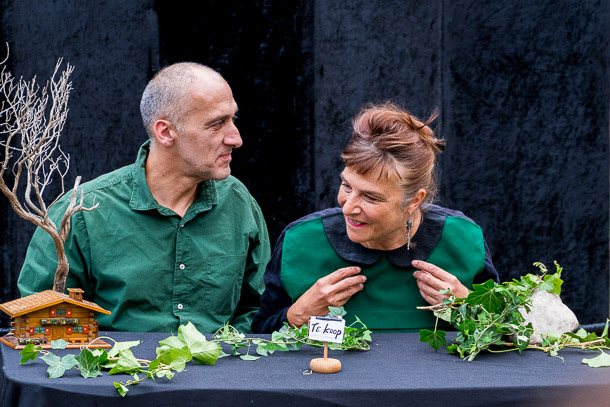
[337,166,411,251]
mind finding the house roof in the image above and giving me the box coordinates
[0,290,111,318]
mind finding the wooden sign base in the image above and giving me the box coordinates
[310,357,341,373]
[309,342,341,374]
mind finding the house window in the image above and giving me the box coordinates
[44,327,51,335]
[66,309,72,317]
[56,309,65,316]
[29,327,35,335]
[73,326,82,333]
[49,309,56,317]
[83,325,89,334]
[35,327,44,334]
[66,326,73,334]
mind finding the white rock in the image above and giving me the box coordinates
[519,289,579,345]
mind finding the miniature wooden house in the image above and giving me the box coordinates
[0,288,111,349]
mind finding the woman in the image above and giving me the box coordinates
[252,102,499,333]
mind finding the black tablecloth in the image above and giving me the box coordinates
[2,331,610,406]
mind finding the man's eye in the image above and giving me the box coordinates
[364,195,378,202]
[341,183,352,191]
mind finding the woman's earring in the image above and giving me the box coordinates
[406,213,413,250]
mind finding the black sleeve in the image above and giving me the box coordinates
[473,238,500,284]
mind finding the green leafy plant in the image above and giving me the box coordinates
[19,310,371,397]
[419,261,610,365]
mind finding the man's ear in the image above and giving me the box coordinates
[153,119,175,147]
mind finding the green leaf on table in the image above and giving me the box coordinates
[108,340,142,358]
[256,344,269,356]
[420,329,447,351]
[157,346,192,372]
[40,353,79,379]
[240,354,260,361]
[177,321,221,365]
[75,348,103,379]
[51,339,69,349]
[19,344,40,364]
[158,334,187,349]
[114,382,129,397]
[465,280,504,313]
[107,349,142,375]
[582,351,610,368]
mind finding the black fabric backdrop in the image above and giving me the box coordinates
[0,0,608,327]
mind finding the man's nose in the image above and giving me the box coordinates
[225,122,242,148]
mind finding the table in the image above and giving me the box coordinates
[2,331,610,406]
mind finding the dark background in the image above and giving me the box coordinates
[1,0,608,328]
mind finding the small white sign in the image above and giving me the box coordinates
[308,316,346,343]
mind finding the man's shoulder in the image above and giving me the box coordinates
[79,163,136,194]
[53,163,136,209]
[215,175,258,205]
[217,175,248,193]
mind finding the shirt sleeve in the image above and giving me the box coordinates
[473,237,500,284]
[18,197,94,297]
[228,195,271,333]
[250,228,295,333]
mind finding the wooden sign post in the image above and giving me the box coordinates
[308,315,345,374]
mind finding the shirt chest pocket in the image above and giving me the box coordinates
[195,253,247,316]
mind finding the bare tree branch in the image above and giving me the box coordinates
[0,45,97,294]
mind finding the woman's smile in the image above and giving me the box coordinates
[346,217,367,227]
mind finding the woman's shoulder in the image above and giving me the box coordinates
[427,204,477,225]
[283,207,343,234]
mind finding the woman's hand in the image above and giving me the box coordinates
[412,260,469,305]
[286,266,366,327]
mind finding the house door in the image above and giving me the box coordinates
[51,326,64,341]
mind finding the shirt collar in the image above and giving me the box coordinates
[129,140,218,216]
[321,207,445,267]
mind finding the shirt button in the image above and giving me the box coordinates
[177,304,183,310]
[179,264,186,270]
[180,224,185,228]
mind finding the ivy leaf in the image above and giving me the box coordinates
[465,280,504,314]
[239,354,260,361]
[114,382,129,397]
[420,329,447,351]
[108,340,142,358]
[40,353,79,379]
[51,339,69,349]
[582,351,610,368]
[157,346,192,372]
[107,349,142,375]
[158,334,187,349]
[19,344,40,364]
[177,321,221,365]
[539,273,563,295]
[256,344,269,356]
[329,306,347,317]
[75,348,103,379]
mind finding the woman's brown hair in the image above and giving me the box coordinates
[341,102,445,210]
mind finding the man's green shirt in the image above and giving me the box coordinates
[18,141,270,333]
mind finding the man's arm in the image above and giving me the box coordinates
[228,196,270,333]
[18,198,92,297]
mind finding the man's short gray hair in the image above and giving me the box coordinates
[140,62,222,138]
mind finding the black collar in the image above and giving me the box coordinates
[321,206,446,267]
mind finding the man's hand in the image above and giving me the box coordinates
[286,266,366,327]
[412,260,469,305]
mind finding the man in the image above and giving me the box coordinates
[18,63,270,333]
